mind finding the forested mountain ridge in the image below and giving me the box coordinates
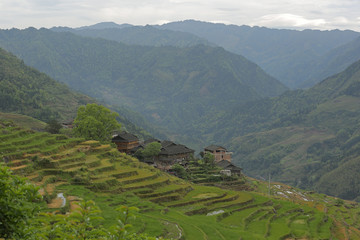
[219,59,360,201]
[158,20,360,88]
[52,24,212,48]
[52,20,360,89]
[0,27,287,147]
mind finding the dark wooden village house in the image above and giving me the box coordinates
[111,132,140,154]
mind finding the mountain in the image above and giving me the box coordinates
[0,47,156,139]
[51,24,211,48]
[0,47,93,122]
[52,20,360,89]
[0,28,287,148]
[77,21,132,30]
[215,59,360,201]
[158,20,360,88]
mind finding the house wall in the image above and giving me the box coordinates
[206,150,232,162]
[155,153,193,170]
[115,141,139,153]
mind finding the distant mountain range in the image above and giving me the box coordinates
[53,20,360,89]
[0,27,287,148]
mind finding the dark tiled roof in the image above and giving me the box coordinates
[144,138,160,145]
[216,160,232,168]
[204,145,226,152]
[112,131,139,143]
[216,160,242,171]
[160,141,194,156]
[161,140,176,148]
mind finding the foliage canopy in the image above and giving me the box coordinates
[0,165,41,239]
[73,104,121,142]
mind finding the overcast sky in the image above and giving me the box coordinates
[1,0,359,31]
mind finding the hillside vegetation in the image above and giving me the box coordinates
[222,59,360,201]
[0,48,93,122]
[2,120,360,239]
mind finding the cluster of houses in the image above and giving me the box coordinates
[111,131,242,176]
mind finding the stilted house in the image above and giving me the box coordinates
[204,145,232,162]
[156,140,194,170]
[111,132,140,154]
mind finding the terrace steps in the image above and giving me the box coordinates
[7,158,29,167]
[88,158,115,173]
[117,171,158,185]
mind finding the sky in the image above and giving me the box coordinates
[1,0,360,31]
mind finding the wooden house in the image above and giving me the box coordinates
[111,132,140,154]
[217,160,242,176]
[142,140,194,170]
[204,145,232,162]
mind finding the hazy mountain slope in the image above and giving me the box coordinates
[159,20,360,88]
[0,47,93,121]
[0,47,155,139]
[222,60,360,200]
[0,28,287,147]
[300,36,360,88]
[52,24,212,48]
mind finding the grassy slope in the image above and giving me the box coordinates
[1,120,359,240]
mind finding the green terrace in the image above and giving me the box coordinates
[1,120,360,239]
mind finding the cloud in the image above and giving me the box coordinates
[255,14,327,29]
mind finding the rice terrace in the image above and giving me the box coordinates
[2,118,360,239]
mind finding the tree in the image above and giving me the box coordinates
[0,164,41,239]
[202,152,215,170]
[171,164,188,179]
[45,119,62,134]
[138,142,161,161]
[73,104,121,142]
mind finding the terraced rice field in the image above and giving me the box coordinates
[1,120,360,239]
